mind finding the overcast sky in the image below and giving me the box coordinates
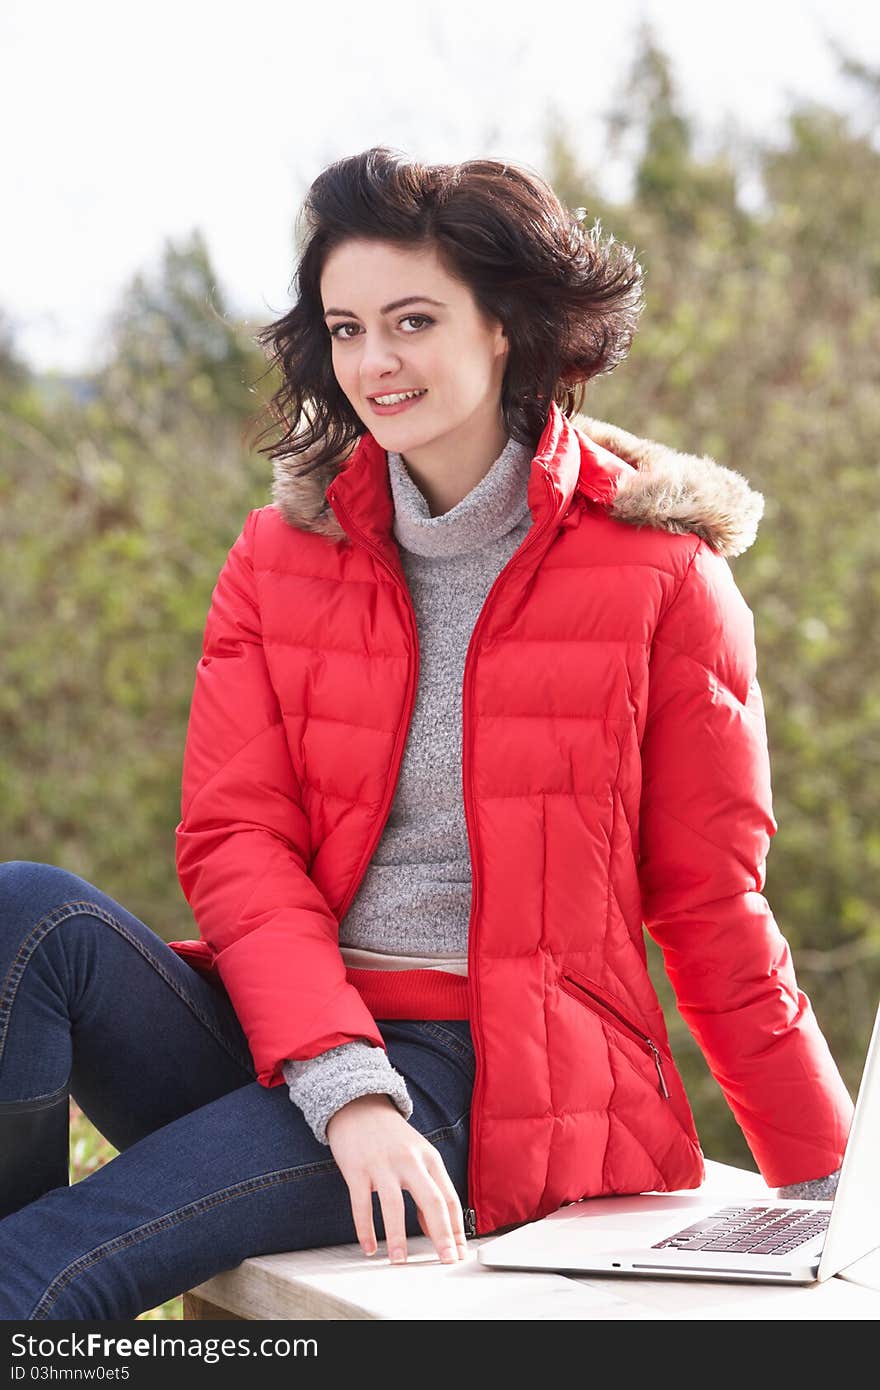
[1,0,876,374]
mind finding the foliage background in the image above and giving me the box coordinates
[2,28,878,1318]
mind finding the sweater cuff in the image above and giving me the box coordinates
[281,1039,413,1146]
[775,1167,841,1200]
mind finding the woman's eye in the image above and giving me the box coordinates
[328,314,432,340]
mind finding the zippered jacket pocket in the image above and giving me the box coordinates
[558,969,671,1099]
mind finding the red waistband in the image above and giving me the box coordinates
[345,967,470,1020]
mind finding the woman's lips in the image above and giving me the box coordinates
[368,390,428,416]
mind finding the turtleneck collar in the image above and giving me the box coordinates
[387,435,535,558]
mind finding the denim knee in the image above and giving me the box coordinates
[0,861,93,958]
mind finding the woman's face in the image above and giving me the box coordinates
[320,238,509,453]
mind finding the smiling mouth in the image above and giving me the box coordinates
[368,389,428,403]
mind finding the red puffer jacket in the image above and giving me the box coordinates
[170,402,854,1236]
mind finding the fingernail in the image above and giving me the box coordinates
[440,1244,458,1262]
[391,1249,407,1264]
[363,1244,376,1257]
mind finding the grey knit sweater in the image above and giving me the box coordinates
[279,434,839,1202]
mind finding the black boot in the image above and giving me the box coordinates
[0,1083,70,1220]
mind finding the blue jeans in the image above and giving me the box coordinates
[0,861,474,1320]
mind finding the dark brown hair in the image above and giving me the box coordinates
[248,145,644,475]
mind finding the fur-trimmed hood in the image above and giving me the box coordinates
[271,413,764,559]
[575,415,764,558]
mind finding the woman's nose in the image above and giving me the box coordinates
[359,340,403,380]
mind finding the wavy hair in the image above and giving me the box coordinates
[247,145,644,475]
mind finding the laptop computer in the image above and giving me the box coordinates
[478,1001,880,1285]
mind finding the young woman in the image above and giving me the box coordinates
[0,147,853,1319]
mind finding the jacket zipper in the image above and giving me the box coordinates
[559,971,670,1099]
[461,470,562,1236]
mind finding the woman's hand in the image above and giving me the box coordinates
[325,1093,467,1264]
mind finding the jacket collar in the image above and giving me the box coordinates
[271,401,764,560]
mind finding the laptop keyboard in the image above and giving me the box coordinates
[651,1204,832,1255]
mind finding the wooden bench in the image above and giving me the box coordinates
[182,1160,880,1321]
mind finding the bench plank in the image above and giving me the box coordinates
[181,1292,245,1321]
